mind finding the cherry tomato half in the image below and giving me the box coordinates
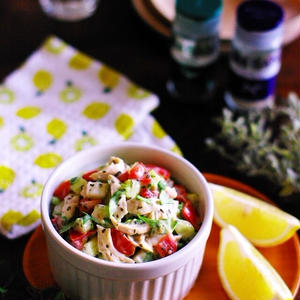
[69,229,97,250]
[53,180,71,200]
[174,184,188,202]
[111,228,136,256]
[79,198,102,214]
[82,169,98,181]
[154,233,177,258]
[144,164,171,180]
[182,201,200,230]
[140,187,159,199]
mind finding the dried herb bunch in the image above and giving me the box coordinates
[206,93,300,197]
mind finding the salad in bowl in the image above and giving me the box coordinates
[50,156,201,263]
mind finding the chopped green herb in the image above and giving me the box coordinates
[70,177,78,184]
[158,180,166,191]
[59,221,75,234]
[0,286,7,294]
[206,93,300,197]
[109,190,123,217]
[137,214,159,228]
[177,202,184,215]
[136,194,153,204]
[82,213,91,224]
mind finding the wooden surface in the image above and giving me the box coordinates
[133,0,300,44]
[22,174,300,299]
[0,0,299,298]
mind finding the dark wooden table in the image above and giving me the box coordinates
[0,0,299,299]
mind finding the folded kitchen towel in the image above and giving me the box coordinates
[0,36,180,239]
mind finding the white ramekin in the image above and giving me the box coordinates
[41,143,214,300]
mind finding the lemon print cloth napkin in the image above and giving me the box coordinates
[0,36,180,239]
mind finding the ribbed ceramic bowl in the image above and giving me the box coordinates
[41,143,214,300]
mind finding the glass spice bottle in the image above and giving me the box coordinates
[225,0,284,110]
[166,0,223,105]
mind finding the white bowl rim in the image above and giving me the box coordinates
[41,142,214,272]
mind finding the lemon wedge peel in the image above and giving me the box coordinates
[210,183,300,247]
[218,225,293,300]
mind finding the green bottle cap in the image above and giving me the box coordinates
[176,0,222,20]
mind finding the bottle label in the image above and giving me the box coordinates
[171,35,219,67]
[230,44,281,79]
[228,69,276,102]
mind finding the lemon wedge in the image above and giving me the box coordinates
[218,225,293,300]
[209,183,300,247]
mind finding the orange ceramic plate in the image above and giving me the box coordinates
[23,173,300,299]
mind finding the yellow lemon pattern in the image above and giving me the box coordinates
[34,153,62,168]
[0,87,14,104]
[0,166,15,190]
[98,65,120,92]
[16,106,41,119]
[0,209,40,231]
[74,136,97,151]
[17,210,40,226]
[44,37,66,54]
[115,114,134,140]
[20,182,43,198]
[127,83,150,99]
[69,52,92,70]
[33,70,53,92]
[47,118,67,140]
[0,210,24,231]
[10,133,34,152]
[152,120,166,139]
[0,36,175,238]
[82,102,110,119]
[171,144,183,156]
[59,86,82,103]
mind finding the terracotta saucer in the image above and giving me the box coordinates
[23,173,300,299]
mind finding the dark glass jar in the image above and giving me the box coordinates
[166,0,222,105]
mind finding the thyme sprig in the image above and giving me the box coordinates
[206,93,300,196]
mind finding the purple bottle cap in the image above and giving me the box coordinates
[237,0,283,32]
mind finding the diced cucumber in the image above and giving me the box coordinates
[148,169,163,189]
[82,236,98,257]
[70,177,87,194]
[121,179,140,199]
[52,202,64,216]
[73,217,94,234]
[51,196,61,205]
[175,219,195,240]
[157,218,177,234]
[92,204,109,224]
